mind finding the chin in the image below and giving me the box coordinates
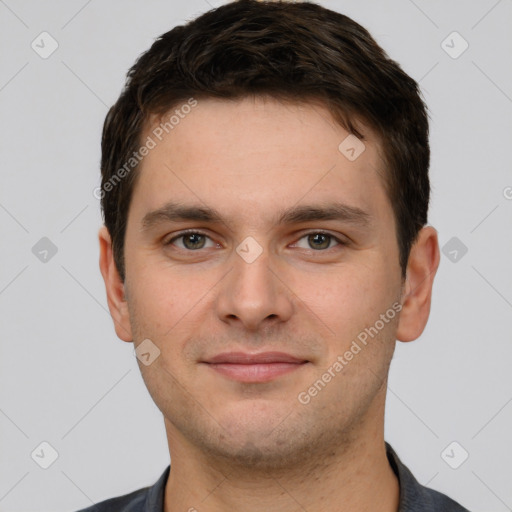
[215,399,294,438]
[206,430,308,472]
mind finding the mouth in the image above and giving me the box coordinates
[202,351,309,383]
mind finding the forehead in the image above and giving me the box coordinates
[131,96,390,229]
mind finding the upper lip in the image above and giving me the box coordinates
[204,351,307,364]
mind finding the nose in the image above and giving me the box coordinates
[215,244,294,332]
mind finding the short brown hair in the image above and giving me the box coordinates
[100,0,430,282]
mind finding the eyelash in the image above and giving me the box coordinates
[164,229,348,252]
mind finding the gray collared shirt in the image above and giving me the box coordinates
[75,442,471,511]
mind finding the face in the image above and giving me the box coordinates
[103,96,425,472]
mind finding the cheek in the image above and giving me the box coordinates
[125,269,182,345]
[126,267,215,368]
[290,266,378,318]
[291,263,399,349]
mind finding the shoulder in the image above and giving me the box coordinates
[385,443,471,512]
[418,486,472,511]
[73,466,170,512]
[74,487,148,512]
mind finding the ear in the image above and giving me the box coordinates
[98,226,133,342]
[396,226,440,342]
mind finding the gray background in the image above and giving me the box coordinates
[1,0,511,511]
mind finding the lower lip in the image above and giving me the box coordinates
[205,362,307,383]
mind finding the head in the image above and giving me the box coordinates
[99,0,439,471]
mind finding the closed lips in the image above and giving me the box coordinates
[204,352,308,364]
[202,351,309,382]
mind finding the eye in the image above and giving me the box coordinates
[165,231,216,250]
[164,230,347,253]
[292,232,346,251]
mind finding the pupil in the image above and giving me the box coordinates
[185,234,204,249]
[309,233,329,250]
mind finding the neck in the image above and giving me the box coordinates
[163,410,399,512]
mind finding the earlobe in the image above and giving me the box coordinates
[396,226,440,343]
[98,226,133,342]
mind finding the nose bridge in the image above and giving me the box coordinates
[215,239,293,329]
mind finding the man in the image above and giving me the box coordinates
[82,0,470,510]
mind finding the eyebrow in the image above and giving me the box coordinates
[140,200,371,231]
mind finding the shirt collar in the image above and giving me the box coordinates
[144,465,169,511]
[386,441,439,511]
